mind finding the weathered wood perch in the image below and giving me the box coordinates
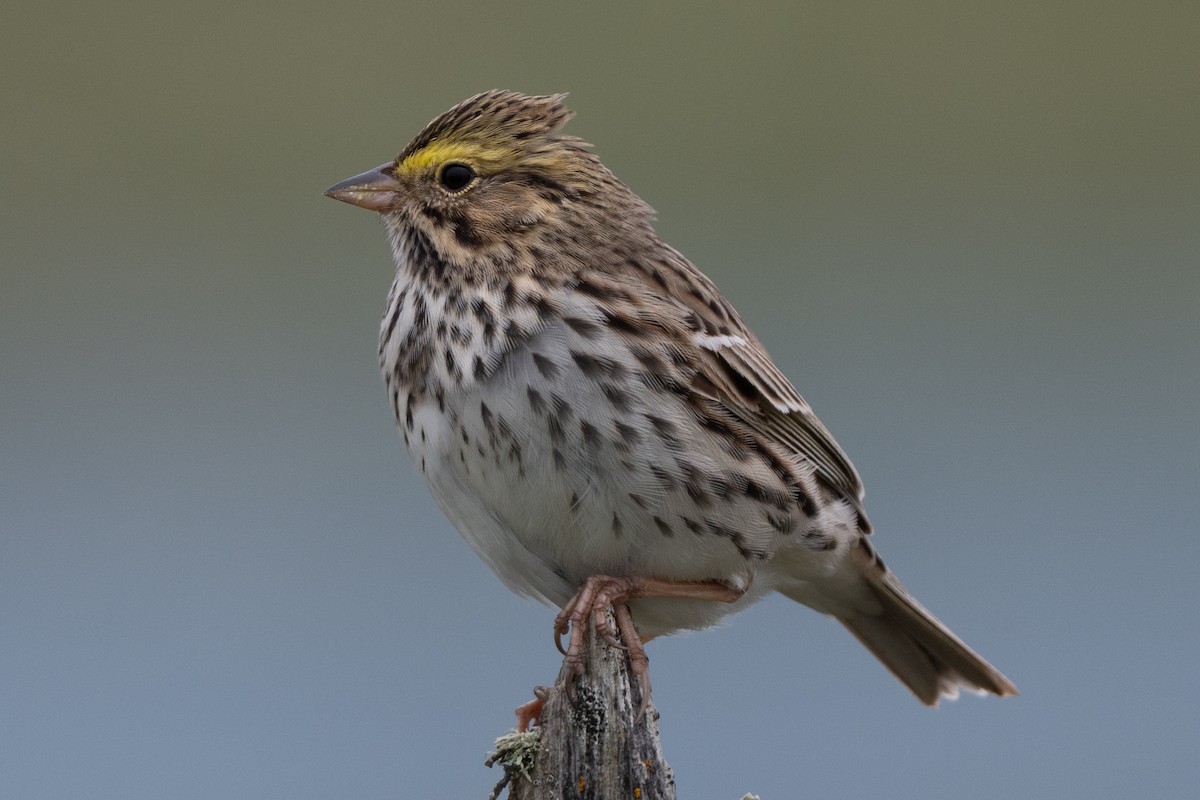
[488,612,676,800]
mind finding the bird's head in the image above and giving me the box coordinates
[326,90,654,275]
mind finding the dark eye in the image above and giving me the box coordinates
[439,162,475,192]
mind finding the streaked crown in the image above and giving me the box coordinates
[393,90,580,178]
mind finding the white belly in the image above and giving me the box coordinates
[400,317,785,636]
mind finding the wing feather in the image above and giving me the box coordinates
[700,339,866,505]
[618,249,868,515]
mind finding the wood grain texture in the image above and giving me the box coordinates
[506,613,675,800]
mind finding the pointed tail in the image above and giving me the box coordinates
[779,539,1018,704]
[834,566,1018,705]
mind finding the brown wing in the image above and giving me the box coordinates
[698,335,866,507]
[618,247,869,526]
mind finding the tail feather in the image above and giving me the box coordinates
[836,571,1018,705]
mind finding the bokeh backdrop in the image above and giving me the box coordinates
[3,2,1197,798]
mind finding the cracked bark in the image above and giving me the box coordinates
[504,612,676,800]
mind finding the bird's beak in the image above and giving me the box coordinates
[324,163,403,211]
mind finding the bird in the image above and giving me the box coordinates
[325,90,1017,727]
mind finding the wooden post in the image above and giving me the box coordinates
[489,613,676,800]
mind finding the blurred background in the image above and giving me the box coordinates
[2,2,1197,798]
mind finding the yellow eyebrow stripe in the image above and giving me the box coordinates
[398,140,514,173]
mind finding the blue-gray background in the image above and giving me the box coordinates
[3,2,1197,798]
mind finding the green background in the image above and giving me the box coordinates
[3,2,1197,797]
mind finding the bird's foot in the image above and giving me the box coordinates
[552,575,746,721]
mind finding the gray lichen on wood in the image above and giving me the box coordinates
[491,611,676,800]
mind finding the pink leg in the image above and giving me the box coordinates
[552,575,746,715]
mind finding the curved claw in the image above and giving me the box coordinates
[593,607,628,650]
[603,635,629,652]
[613,602,653,722]
[554,622,570,656]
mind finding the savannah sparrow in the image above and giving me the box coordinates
[325,90,1016,723]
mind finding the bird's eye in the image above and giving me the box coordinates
[438,163,475,192]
